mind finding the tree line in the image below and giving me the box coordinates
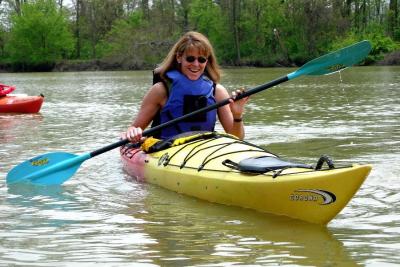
[0,0,399,72]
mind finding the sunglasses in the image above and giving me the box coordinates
[185,56,208,64]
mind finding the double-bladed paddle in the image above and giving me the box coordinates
[6,40,372,185]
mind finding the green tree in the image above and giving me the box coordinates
[7,0,73,70]
[0,25,7,59]
[1,0,398,70]
[76,0,125,59]
[188,0,229,62]
[238,0,286,65]
[388,0,399,40]
[99,11,149,68]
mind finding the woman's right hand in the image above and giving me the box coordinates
[124,126,143,143]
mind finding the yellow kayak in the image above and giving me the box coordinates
[120,132,371,224]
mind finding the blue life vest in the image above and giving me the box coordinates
[152,70,217,139]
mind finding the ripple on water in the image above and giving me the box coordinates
[1,68,399,266]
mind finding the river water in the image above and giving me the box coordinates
[0,67,399,266]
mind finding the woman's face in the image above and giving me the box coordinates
[176,48,208,81]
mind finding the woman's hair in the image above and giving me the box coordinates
[157,31,221,83]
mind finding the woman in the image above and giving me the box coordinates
[125,31,249,143]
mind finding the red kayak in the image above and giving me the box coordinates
[0,94,44,113]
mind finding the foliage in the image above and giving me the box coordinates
[331,23,399,64]
[6,0,73,70]
[233,0,284,65]
[0,0,399,70]
[188,0,228,60]
[76,0,126,59]
[0,26,7,59]
[98,11,148,68]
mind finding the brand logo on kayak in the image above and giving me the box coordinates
[30,157,49,166]
[290,189,336,205]
[328,64,346,72]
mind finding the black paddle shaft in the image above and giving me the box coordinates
[90,76,289,158]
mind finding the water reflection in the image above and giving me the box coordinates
[0,114,44,143]
[5,184,89,227]
[0,68,399,266]
[136,186,358,266]
[1,181,156,265]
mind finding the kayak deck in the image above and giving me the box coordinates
[121,132,371,224]
[0,94,44,113]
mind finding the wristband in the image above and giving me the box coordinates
[234,117,243,122]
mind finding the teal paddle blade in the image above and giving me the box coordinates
[288,40,372,80]
[6,152,91,185]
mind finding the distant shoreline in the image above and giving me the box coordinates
[1,50,399,73]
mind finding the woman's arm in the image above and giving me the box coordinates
[215,84,249,140]
[125,82,167,142]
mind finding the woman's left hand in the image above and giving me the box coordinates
[229,88,249,119]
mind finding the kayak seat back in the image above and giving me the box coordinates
[223,156,313,174]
